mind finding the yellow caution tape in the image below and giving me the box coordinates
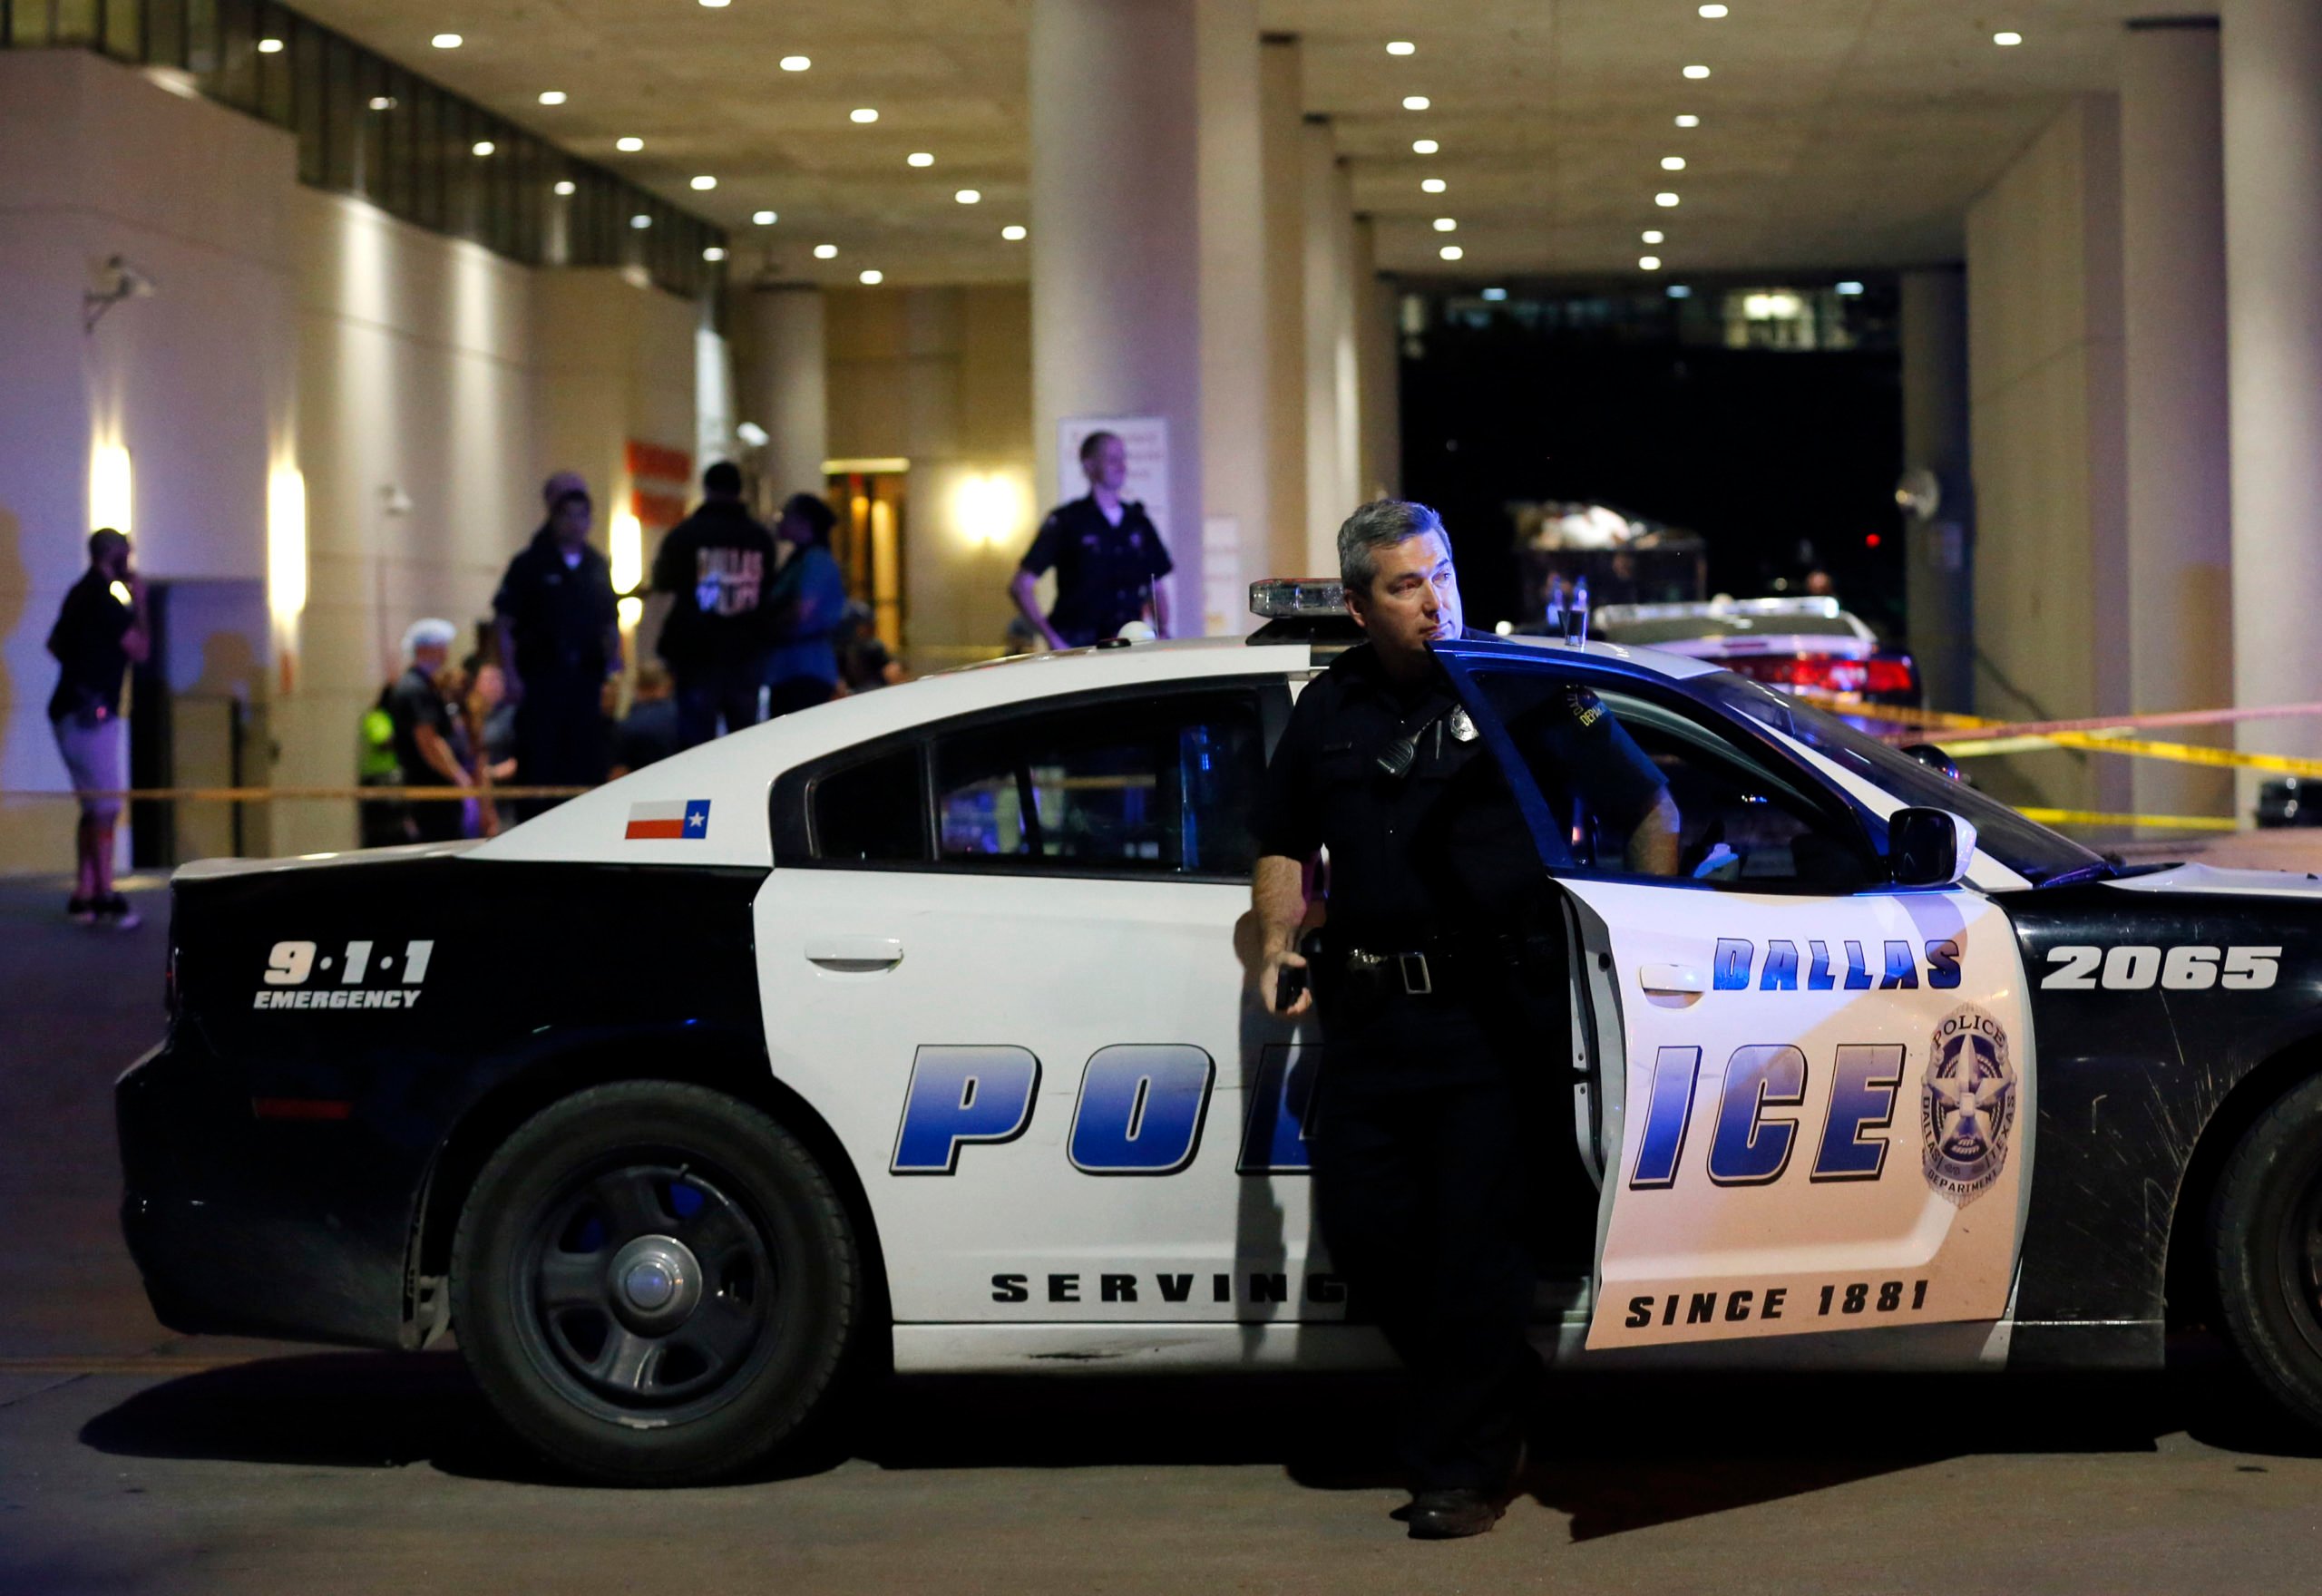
[1937,730,2322,778]
[2015,807,2240,832]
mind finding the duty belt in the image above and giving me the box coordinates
[1339,932,1552,998]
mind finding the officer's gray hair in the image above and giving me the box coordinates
[1336,499,1449,598]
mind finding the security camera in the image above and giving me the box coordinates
[83,255,160,333]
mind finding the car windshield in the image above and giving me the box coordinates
[1602,613,1860,645]
[1696,674,2108,886]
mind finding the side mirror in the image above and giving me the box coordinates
[1889,807,1977,889]
[1902,743,1959,781]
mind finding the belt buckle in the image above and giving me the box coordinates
[1398,951,1433,996]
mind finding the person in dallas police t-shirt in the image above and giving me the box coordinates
[651,461,780,750]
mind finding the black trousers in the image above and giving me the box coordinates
[1312,1046,1539,1494]
[674,661,766,750]
[513,686,610,820]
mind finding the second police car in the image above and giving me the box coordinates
[119,579,2322,1483]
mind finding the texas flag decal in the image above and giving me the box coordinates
[626,799,711,840]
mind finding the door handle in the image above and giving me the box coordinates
[806,936,904,972]
[1638,963,1705,996]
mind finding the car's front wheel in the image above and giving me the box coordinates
[451,1080,861,1484]
[2211,1071,2322,1432]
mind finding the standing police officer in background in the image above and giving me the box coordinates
[1010,430,1173,647]
[1250,500,1678,1540]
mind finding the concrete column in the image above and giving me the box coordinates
[1301,117,1358,570]
[1352,215,1401,502]
[1197,0,1269,633]
[746,283,828,506]
[1029,0,1204,629]
[1899,268,1974,714]
[1258,34,1308,576]
[2122,19,2232,819]
[2223,0,2322,762]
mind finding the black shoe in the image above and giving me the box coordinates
[67,895,96,925]
[1406,1487,1503,1540]
[96,893,141,930]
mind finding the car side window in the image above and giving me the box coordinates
[811,746,929,863]
[930,691,1265,878]
[1470,669,1873,890]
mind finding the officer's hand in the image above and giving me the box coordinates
[1259,946,1312,1017]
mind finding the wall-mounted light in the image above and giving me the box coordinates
[90,443,133,533]
[951,470,1029,549]
[268,466,307,621]
[610,508,644,596]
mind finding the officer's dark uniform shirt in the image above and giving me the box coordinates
[384,666,456,789]
[1019,496,1173,647]
[1251,637,1667,1081]
[651,501,778,670]
[493,529,619,694]
[46,570,133,723]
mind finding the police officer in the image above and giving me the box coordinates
[1250,500,1677,1540]
[1009,430,1173,647]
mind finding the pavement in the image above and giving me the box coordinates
[5,862,2322,1594]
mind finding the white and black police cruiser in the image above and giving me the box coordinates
[119,579,2322,1483]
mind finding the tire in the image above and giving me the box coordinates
[2210,1071,2322,1434]
[451,1080,861,1484]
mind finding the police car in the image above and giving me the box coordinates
[1590,596,1921,706]
[119,579,2322,1484]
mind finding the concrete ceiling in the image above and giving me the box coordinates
[291,0,2210,286]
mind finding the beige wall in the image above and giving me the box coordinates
[824,284,1035,670]
[1964,96,2132,819]
[0,51,294,871]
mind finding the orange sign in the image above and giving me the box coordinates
[625,440,693,532]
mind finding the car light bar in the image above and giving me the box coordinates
[1595,596,1842,627]
[1250,578,1346,619]
[1727,653,1917,696]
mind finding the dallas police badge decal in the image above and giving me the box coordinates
[1921,1007,2017,1207]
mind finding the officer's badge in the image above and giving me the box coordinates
[1448,706,1478,742]
[1920,1006,2017,1208]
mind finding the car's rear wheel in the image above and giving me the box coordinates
[2210,1072,2322,1432]
[451,1080,860,1484]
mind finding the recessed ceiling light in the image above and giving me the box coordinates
[1642,229,1665,243]
[1994,31,2023,47]
[1640,255,1663,270]
[780,55,810,71]
[630,214,652,229]
[1412,138,1439,154]
[859,269,883,285]
[700,0,730,7]
[814,243,839,258]
[1655,191,1681,207]
[753,209,777,225]
[691,175,717,190]
[1421,177,1447,193]
[1439,245,1464,261]
[1699,3,1729,15]
[1481,287,1507,301]
[704,247,727,260]
[1432,217,1458,232]
[1668,284,1693,299]
[1683,63,1711,79]
[554,180,576,196]
[1837,279,1866,296]
[1402,95,1430,111]
[368,96,395,111]
[1662,156,1687,170]
[1675,113,1701,128]
[907,151,934,167]
[431,33,461,49]
[472,141,495,157]
[616,136,643,151]
[257,36,283,54]
[955,189,981,204]
[850,107,879,123]
[1002,224,1027,240]
[539,91,567,105]
[1386,40,1416,56]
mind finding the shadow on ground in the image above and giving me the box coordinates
[76,1331,2322,1531]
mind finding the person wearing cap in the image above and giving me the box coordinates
[1250,500,1677,1540]
[45,527,150,926]
[385,618,471,844]
[1010,430,1174,649]
[493,475,620,817]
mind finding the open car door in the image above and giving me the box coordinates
[1439,642,2035,1355]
